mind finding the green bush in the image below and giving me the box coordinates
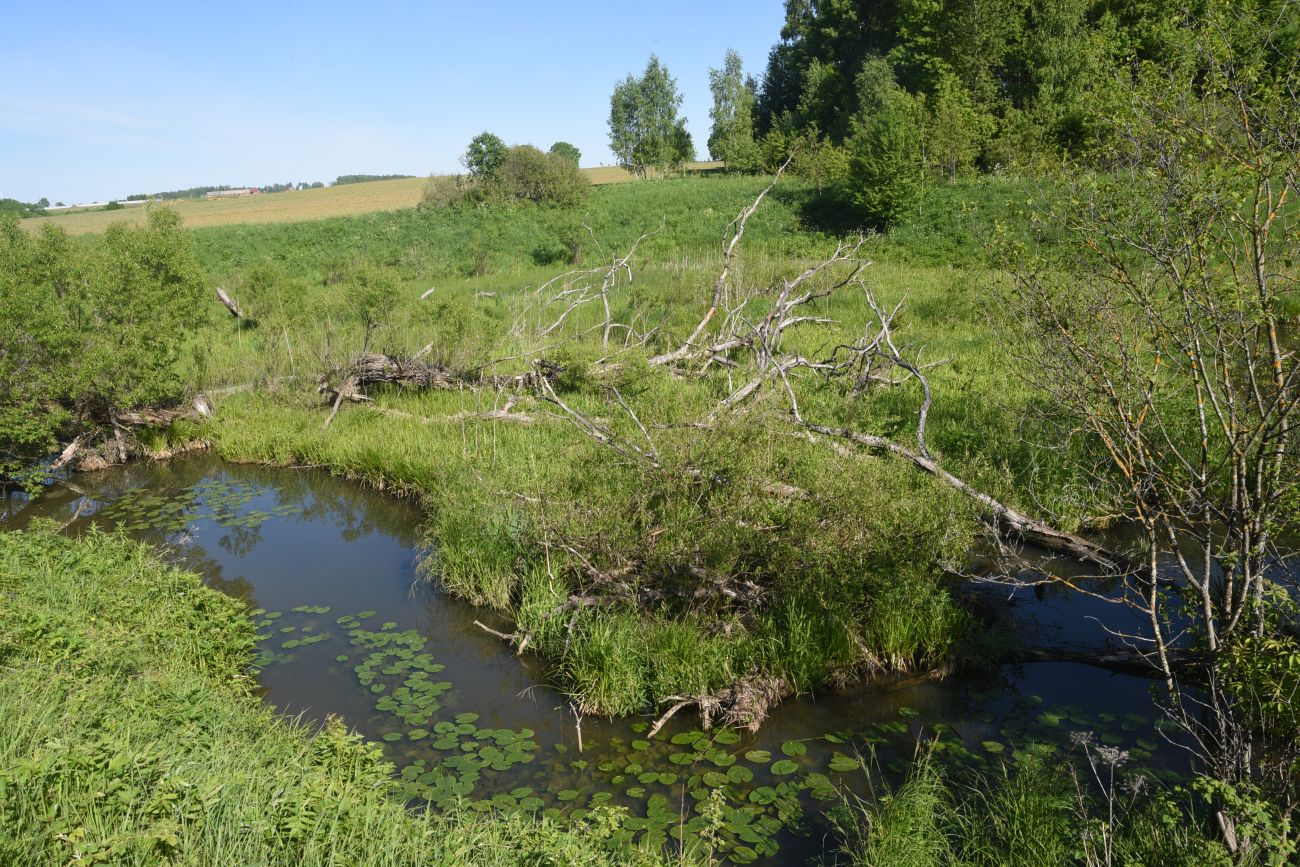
[843,57,924,229]
[482,145,589,208]
[0,208,205,484]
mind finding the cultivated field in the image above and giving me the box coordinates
[22,162,725,235]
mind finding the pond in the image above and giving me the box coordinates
[3,456,1178,864]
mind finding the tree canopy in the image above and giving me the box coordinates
[707,49,761,172]
[608,55,695,178]
[548,142,581,166]
[463,132,508,177]
[0,207,205,485]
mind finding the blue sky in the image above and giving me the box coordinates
[2,1,786,204]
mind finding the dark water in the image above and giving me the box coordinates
[3,456,1176,864]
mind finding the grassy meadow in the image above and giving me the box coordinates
[19,162,726,236]
[3,171,1267,865]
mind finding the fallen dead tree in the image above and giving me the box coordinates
[318,353,562,429]
[46,393,215,473]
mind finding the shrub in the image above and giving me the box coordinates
[843,57,923,228]
[418,173,477,211]
[482,145,589,208]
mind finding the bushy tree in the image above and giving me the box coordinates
[462,132,507,177]
[0,207,204,484]
[608,55,694,178]
[843,57,923,228]
[484,145,588,207]
[548,141,581,165]
[919,73,991,179]
[707,49,761,172]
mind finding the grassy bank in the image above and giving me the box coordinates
[0,525,674,865]
[834,749,1233,866]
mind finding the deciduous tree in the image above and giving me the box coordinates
[463,132,507,178]
[707,49,761,173]
[608,55,694,178]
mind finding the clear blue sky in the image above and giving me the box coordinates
[2,1,787,204]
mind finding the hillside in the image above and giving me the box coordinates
[20,163,724,235]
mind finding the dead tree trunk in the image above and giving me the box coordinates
[804,422,1125,572]
[215,287,243,319]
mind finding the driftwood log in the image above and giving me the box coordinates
[318,353,562,429]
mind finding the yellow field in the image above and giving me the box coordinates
[22,162,726,235]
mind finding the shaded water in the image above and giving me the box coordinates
[4,456,1177,864]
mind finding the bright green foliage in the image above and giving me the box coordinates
[463,131,508,177]
[0,208,204,484]
[483,145,589,208]
[844,58,924,228]
[835,750,1234,867]
[754,0,1238,170]
[608,55,694,178]
[0,526,676,866]
[786,125,850,191]
[549,141,581,166]
[919,74,992,179]
[707,49,761,172]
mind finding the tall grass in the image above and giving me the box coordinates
[833,747,1235,867]
[0,525,676,866]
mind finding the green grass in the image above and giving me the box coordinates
[0,525,677,866]
[176,173,1099,718]
[833,748,1233,867]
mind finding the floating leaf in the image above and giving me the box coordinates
[982,741,1005,753]
[829,754,860,772]
[780,740,806,757]
[727,765,753,784]
[744,750,771,764]
[770,760,798,775]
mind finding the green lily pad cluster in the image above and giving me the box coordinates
[251,604,1166,865]
[343,619,452,730]
[96,479,300,535]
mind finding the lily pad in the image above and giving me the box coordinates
[829,754,860,772]
[780,740,806,757]
[770,760,799,775]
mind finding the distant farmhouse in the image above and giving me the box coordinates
[204,188,260,200]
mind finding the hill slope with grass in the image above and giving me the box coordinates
[20,163,725,236]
